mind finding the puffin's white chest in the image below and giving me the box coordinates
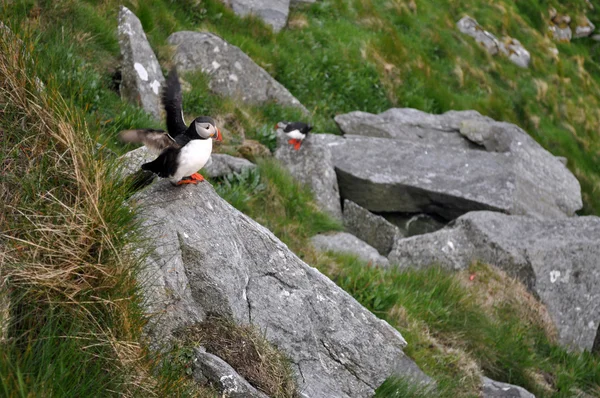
[284,129,306,140]
[173,139,212,181]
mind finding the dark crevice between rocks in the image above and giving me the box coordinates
[375,211,448,237]
[244,274,252,323]
[261,271,299,291]
[592,323,600,355]
[319,339,376,390]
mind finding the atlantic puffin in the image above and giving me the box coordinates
[120,68,222,185]
[275,121,312,150]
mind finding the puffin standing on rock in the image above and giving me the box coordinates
[120,68,222,185]
[275,121,312,150]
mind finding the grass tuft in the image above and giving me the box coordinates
[175,316,298,398]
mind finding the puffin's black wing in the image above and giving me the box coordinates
[163,67,188,137]
[141,146,180,178]
[119,129,176,153]
[284,122,312,135]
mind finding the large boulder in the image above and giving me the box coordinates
[222,0,290,32]
[330,109,582,220]
[481,377,535,398]
[134,180,429,397]
[311,232,390,267]
[343,200,400,256]
[118,6,165,120]
[388,211,600,352]
[275,132,342,220]
[168,32,307,113]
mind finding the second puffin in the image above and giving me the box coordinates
[120,67,222,185]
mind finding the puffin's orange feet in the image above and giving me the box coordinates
[176,178,199,185]
[190,173,205,182]
[288,139,302,151]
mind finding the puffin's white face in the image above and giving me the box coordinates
[195,121,217,139]
[274,121,288,134]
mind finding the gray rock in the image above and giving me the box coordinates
[574,17,595,38]
[549,13,572,42]
[498,37,531,68]
[457,16,500,55]
[388,211,600,351]
[381,213,446,238]
[343,200,401,256]
[203,154,256,178]
[311,232,390,267]
[168,31,307,113]
[328,111,582,220]
[118,6,165,120]
[223,0,290,32]
[192,347,270,398]
[275,132,342,220]
[481,377,535,398]
[134,180,430,397]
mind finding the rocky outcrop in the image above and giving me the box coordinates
[311,232,390,266]
[388,211,600,352]
[457,16,530,68]
[192,348,270,398]
[118,6,165,120]
[330,109,582,220]
[134,180,429,397]
[120,146,254,179]
[222,0,290,32]
[168,32,307,113]
[574,16,595,38]
[275,132,342,220]
[343,200,400,256]
[481,377,535,398]
[549,12,572,42]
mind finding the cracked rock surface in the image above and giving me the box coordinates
[118,6,165,120]
[168,31,307,113]
[389,211,600,352]
[133,180,429,397]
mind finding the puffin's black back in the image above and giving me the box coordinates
[163,68,188,137]
[141,147,180,178]
[284,122,312,135]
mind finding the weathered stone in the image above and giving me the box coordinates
[329,111,582,220]
[457,16,500,55]
[311,232,390,267]
[381,213,446,238]
[168,32,307,113]
[134,180,430,397]
[118,6,165,120]
[499,37,531,68]
[343,200,401,256]
[388,211,600,351]
[192,347,270,398]
[549,12,572,42]
[481,377,535,398]
[203,154,256,178]
[222,0,290,32]
[574,16,595,38]
[275,132,342,220]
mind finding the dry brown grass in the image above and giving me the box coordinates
[0,25,157,395]
[460,263,558,342]
[176,316,298,398]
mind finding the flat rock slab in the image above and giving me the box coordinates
[223,0,290,32]
[389,211,600,352]
[118,6,165,120]
[168,31,307,113]
[134,180,429,397]
[329,110,582,220]
[311,232,390,267]
[193,348,270,398]
[343,200,400,256]
[481,377,535,398]
[275,132,342,220]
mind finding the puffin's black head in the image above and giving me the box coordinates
[190,116,222,141]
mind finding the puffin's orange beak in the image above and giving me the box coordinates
[216,128,223,142]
